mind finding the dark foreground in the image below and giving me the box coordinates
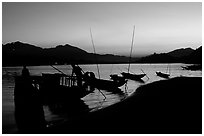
[44,76,201,134]
[20,77,203,134]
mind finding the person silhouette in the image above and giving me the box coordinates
[71,63,83,87]
[22,65,30,77]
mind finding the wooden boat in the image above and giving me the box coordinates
[41,73,90,99]
[156,64,170,79]
[182,64,202,71]
[119,26,146,82]
[121,72,146,81]
[14,72,91,132]
[156,71,170,79]
[110,74,126,82]
[14,62,129,132]
[93,78,126,91]
[84,72,127,90]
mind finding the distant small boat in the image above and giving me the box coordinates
[182,64,202,71]
[121,72,146,81]
[120,26,146,83]
[156,71,170,79]
[156,64,171,79]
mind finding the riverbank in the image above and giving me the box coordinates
[47,76,202,134]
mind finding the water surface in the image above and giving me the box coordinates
[2,63,201,133]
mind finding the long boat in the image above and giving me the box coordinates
[110,74,126,81]
[121,72,146,81]
[14,72,91,132]
[156,71,170,79]
[110,26,146,83]
[182,64,202,71]
[83,72,127,91]
[70,64,127,92]
[156,64,170,79]
[14,65,128,132]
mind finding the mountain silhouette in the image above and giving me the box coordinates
[139,46,202,64]
[2,41,131,66]
[2,41,201,66]
[184,46,202,64]
[138,53,176,63]
[3,41,44,66]
[167,48,194,58]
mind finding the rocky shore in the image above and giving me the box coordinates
[46,76,202,134]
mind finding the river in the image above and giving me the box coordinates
[2,63,202,133]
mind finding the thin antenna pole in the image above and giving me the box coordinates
[127,25,135,73]
[90,28,100,79]
[169,64,171,74]
[110,64,114,75]
[166,64,170,74]
[90,28,106,99]
[125,26,135,94]
[50,65,68,76]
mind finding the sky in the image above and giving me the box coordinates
[2,2,202,56]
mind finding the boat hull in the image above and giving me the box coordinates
[121,72,146,81]
[156,72,170,79]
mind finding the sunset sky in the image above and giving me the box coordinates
[2,2,202,56]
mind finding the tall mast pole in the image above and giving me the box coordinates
[90,28,101,79]
[90,28,106,99]
[127,25,135,73]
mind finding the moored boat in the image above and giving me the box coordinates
[182,64,202,71]
[110,74,126,81]
[83,72,127,91]
[156,71,170,79]
[121,72,146,81]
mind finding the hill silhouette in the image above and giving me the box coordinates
[168,47,194,58]
[2,41,201,66]
[139,47,202,64]
[184,46,202,64]
[3,41,44,66]
[2,41,133,66]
